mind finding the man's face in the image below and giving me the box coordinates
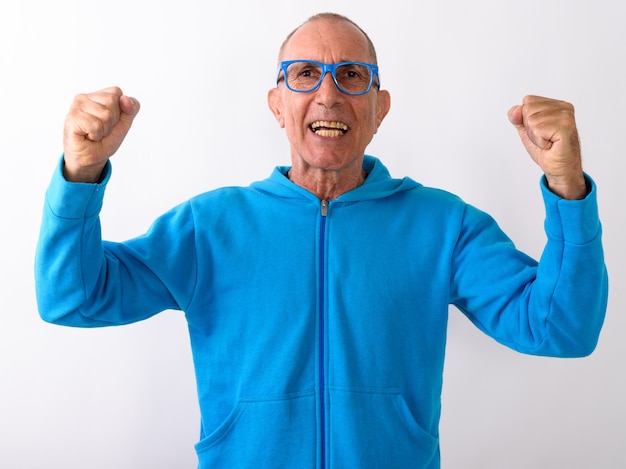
[268,19,391,174]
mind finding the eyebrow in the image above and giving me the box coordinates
[288,58,368,64]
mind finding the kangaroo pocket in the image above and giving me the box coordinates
[328,387,439,468]
[195,391,317,468]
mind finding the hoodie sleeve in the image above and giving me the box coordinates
[35,157,197,327]
[450,174,608,357]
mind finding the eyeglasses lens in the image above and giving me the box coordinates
[286,62,372,94]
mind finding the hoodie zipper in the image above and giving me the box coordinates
[318,199,328,468]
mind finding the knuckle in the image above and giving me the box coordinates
[100,107,116,125]
[85,119,105,140]
[70,93,89,111]
[94,93,118,114]
[524,111,541,127]
[74,92,89,102]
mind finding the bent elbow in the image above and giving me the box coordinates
[544,317,605,358]
[564,337,600,358]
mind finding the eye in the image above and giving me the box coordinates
[337,64,368,81]
[289,62,321,80]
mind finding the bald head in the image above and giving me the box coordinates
[278,13,378,65]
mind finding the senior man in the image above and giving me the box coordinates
[36,12,607,469]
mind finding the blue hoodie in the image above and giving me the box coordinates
[35,155,607,468]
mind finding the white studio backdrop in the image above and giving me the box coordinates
[1,0,624,467]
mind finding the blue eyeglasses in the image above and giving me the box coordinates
[277,60,380,96]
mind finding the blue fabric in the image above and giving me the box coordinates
[35,155,608,468]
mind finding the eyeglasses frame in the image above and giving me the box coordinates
[276,60,380,96]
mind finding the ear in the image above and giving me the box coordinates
[268,88,285,128]
[375,90,391,130]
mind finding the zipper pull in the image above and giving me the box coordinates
[321,199,328,217]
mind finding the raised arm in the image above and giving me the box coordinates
[450,96,608,357]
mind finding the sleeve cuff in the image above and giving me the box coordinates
[45,155,112,219]
[541,173,601,244]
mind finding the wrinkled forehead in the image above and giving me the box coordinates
[280,19,374,64]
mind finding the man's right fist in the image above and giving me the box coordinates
[63,86,140,182]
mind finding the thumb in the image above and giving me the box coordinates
[507,103,537,157]
[101,95,140,158]
[507,104,524,130]
[109,95,140,145]
[119,95,141,126]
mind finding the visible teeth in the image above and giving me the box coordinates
[311,121,348,130]
[310,121,348,137]
[316,129,344,137]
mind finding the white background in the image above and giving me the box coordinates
[1,1,624,467]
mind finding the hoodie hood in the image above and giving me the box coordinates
[250,155,422,204]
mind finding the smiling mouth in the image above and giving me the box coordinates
[310,120,349,137]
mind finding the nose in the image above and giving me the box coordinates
[314,72,343,107]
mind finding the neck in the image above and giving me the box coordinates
[287,165,367,200]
